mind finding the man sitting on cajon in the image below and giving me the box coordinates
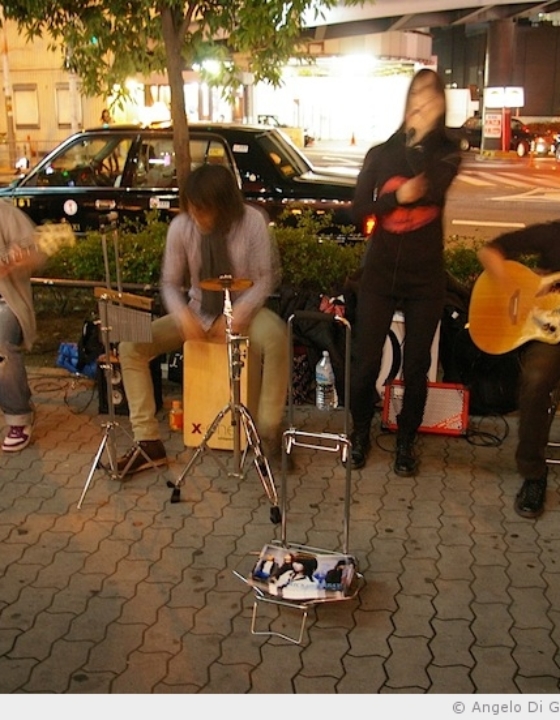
[117,164,289,475]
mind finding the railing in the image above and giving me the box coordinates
[31,277,160,294]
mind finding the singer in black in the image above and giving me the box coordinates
[349,69,461,473]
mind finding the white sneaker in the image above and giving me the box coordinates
[2,425,32,452]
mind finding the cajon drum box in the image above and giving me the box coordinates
[183,340,261,450]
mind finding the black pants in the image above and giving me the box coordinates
[350,289,443,437]
[516,341,560,480]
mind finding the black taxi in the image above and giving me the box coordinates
[0,122,364,241]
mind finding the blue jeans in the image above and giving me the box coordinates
[0,300,33,425]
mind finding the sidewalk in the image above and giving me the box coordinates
[1,365,559,695]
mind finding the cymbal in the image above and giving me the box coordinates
[199,275,253,292]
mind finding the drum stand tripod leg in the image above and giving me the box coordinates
[77,432,109,509]
[167,400,281,522]
[167,277,281,522]
[167,401,232,502]
[77,349,165,507]
[238,405,281,524]
[76,328,133,508]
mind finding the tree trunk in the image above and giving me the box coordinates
[161,6,191,206]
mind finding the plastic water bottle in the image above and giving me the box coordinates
[315,351,338,410]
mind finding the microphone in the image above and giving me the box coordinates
[98,211,118,226]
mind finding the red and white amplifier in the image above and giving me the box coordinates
[382,380,470,436]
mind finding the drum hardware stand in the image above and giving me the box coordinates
[167,274,281,524]
[77,214,160,509]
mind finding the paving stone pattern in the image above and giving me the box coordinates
[1,368,559,694]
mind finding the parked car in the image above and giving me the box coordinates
[453,115,533,156]
[556,137,560,162]
[0,122,364,242]
[531,129,558,157]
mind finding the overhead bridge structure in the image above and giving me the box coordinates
[296,0,560,119]
[305,0,560,38]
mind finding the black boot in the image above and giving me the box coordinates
[394,435,417,477]
[514,470,547,519]
[350,425,371,470]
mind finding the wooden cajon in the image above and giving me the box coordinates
[183,340,261,450]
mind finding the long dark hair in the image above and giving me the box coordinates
[181,164,245,234]
[402,68,447,134]
[294,555,318,580]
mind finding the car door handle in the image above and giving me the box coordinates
[95,199,116,210]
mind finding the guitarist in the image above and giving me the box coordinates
[478,223,560,519]
[0,201,46,452]
[349,69,461,473]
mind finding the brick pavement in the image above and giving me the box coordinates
[1,366,559,694]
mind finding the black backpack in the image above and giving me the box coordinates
[452,328,521,415]
[77,319,104,375]
[438,272,521,416]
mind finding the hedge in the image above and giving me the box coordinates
[37,211,484,315]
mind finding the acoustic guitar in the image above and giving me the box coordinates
[468,260,560,355]
[1,221,75,268]
[33,221,76,256]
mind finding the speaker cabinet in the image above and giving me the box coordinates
[97,355,163,416]
[382,380,469,436]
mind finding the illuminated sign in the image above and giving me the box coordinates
[485,86,525,109]
[483,112,502,138]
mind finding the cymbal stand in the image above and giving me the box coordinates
[77,215,159,509]
[167,281,281,524]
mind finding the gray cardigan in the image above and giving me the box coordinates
[0,201,39,349]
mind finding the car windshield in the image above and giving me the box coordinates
[24,135,133,188]
[230,129,310,183]
[257,131,311,178]
[130,135,235,188]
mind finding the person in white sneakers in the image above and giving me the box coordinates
[0,201,44,452]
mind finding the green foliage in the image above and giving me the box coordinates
[39,211,486,299]
[274,225,364,294]
[3,1,365,100]
[443,236,484,289]
[42,216,168,285]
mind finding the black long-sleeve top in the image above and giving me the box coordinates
[353,127,461,297]
[487,221,560,274]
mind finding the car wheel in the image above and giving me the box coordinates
[459,138,470,152]
[516,142,527,158]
